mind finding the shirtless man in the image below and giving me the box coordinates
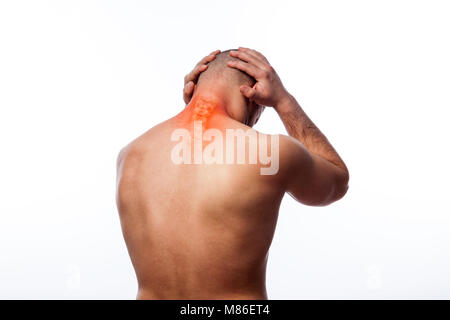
[116,48,349,299]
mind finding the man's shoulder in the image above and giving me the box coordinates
[236,128,302,153]
[277,134,308,155]
[270,133,312,177]
[116,121,171,167]
[228,123,281,140]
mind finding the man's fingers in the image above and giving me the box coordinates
[240,85,257,100]
[183,81,195,104]
[182,50,220,104]
[229,50,266,69]
[197,54,216,67]
[184,50,220,85]
[196,50,220,67]
[239,47,268,63]
[227,60,262,79]
[238,47,269,64]
[184,80,194,93]
[184,64,208,84]
[209,49,221,56]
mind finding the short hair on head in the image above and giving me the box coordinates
[197,49,256,88]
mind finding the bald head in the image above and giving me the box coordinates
[192,49,263,127]
[197,50,256,89]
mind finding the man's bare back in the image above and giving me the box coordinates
[117,112,285,299]
[116,49,349,299]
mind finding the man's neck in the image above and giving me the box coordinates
[186,93,228,123]
[184,85,247,124]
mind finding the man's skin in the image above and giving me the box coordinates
[116,48,349,299]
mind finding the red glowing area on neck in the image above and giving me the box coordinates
[188,96,223,123]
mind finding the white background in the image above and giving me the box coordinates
[1,0,449,299]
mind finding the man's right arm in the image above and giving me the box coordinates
[276,94,349,206]
[228,47,349,206]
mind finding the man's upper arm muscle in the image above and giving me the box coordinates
[280,135,349,206]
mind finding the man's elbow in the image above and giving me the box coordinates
[316,168,349,206]
[330,168,349,203]
[294,175,349,207]
[288,164,349,207]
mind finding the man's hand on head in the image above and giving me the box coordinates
[183,50,221,104]
[227,47,290,108]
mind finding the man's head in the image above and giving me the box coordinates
[195,49,265,127]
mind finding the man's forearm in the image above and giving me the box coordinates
[275,93,348,173]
